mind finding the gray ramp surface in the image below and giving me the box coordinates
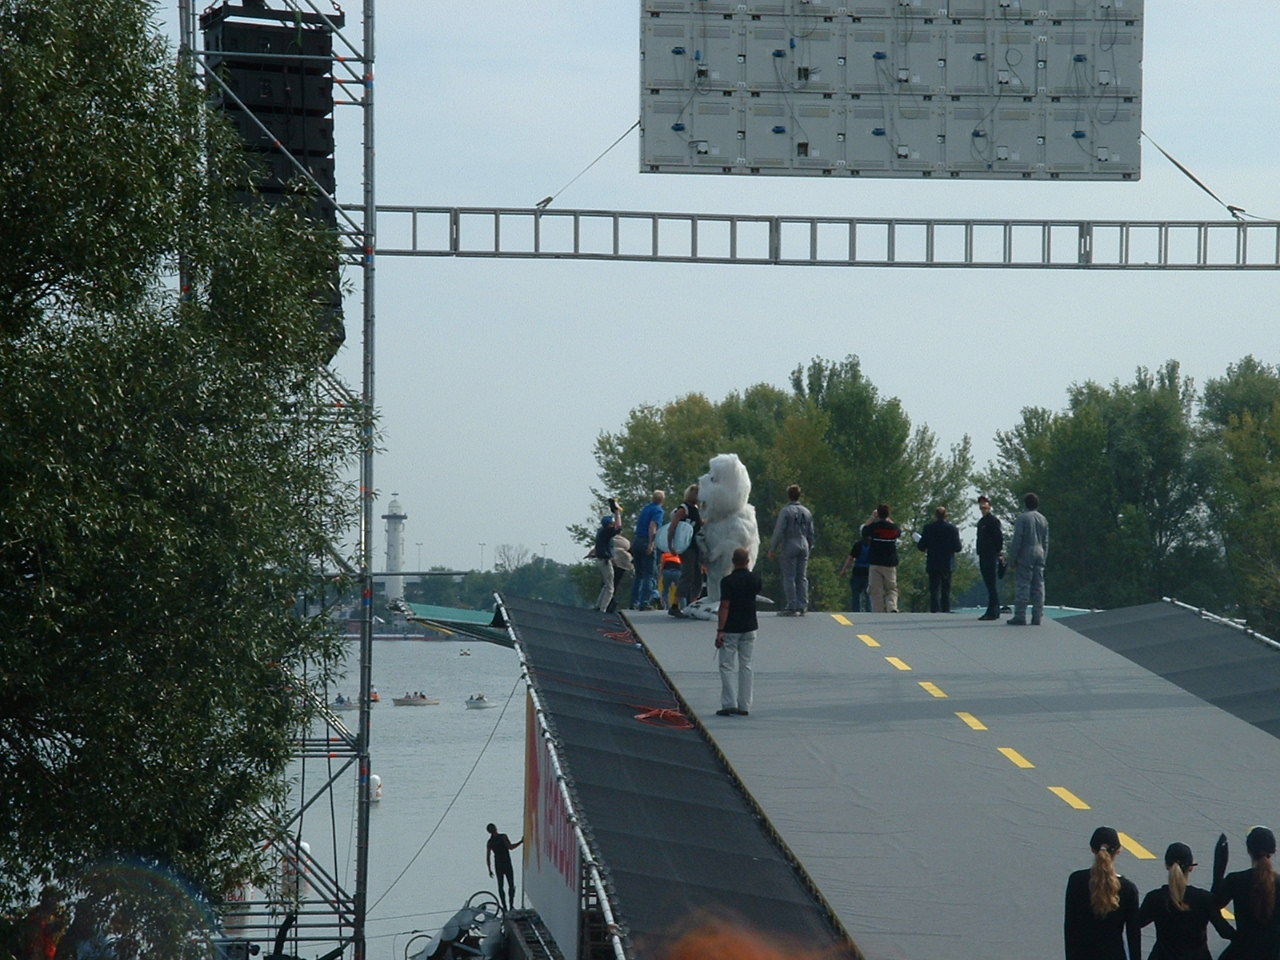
[634,608,1280,960]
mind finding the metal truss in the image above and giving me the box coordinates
[373,205,1280,270]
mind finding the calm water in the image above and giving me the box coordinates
[294,638,525,960]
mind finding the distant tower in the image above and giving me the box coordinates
[381,495,408,603]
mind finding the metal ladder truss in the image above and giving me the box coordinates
[369,205,1280,270]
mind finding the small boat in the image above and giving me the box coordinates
[331,696,359,712]
[465,694,496,710]
[393,693,440,706]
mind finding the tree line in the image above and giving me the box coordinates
[582,355,1280,634]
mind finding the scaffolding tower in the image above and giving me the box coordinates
[175,1,378,958]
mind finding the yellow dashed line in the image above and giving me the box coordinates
[998,747,1035,768]
[918,681,948,698]
[1049,786,1091,809]
[885,656,912,671]
[858,633,880,647]
[832,614,853,626]
[956,712,987,730]
[1119,833,1156,859]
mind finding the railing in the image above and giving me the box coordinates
[366,205,1280,270]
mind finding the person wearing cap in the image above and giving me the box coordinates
[1064,826,1141,960]
[1139,841,1235,959]
[589,499,622,612]
[1210,825,1280,958]
[975,495,1005,620]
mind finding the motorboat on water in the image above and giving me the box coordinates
[407,891,503,960]
[393,693,440,706]
[330,696,359,711]
[465,694,496,709]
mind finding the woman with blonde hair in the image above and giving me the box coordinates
[1138,841,1235,959]
[1064,826,1141,959]
[1210,826,1280,959]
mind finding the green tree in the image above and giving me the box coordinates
[581,356,973,611]
[0,0,360,951]
[1201,357,1280,633]
[977,362,1222,611]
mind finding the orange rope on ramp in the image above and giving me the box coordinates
[633,707,694,730]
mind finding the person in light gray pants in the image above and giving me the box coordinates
[1007,492,1049,626]
[768,484,815,616]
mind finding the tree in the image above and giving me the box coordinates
[0,0,360,951]
[1201,357,1280,634]
[977,362,1223,611]
[581,356,973,611]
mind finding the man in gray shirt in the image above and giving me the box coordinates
[1006,492,1049,626]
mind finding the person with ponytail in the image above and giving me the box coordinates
[1138,842,1235,959]
[1210,826,1280,959]
[1065,826,1142,960]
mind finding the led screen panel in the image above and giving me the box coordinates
[640,0,1142,180]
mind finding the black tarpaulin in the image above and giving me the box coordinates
[1066,600,1280,737]
[501,595,858,960]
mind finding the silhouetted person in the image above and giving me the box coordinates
[485,822,523,911]
[975,495,1004,620]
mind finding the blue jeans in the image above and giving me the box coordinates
[630,538,656,608]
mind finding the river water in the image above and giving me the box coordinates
[295,638,526,960]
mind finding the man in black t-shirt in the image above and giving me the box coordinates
[715,548,763,717]
[861,502,902,613]
[485,822,523,910]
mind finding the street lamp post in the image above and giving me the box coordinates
[478,542,486,571]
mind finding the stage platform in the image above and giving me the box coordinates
[505,597,1280,960]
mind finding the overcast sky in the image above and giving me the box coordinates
[174,3,1279,572]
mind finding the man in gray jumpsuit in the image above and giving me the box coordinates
[1006,492,1049,626]
[768,484,815,616]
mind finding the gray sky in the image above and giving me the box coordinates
[179,4,1280,572]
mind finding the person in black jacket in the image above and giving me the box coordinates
[1065,825,1141,960]
[916,505,962,612]
[1139,841,1235,959]
[975,495,1004,620]
[1211,826,1280,959]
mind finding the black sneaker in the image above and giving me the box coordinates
[730,708,749,716]
[715,708,735,717]
[668,606,685,618]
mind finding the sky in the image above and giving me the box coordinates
[173,3,1279,573]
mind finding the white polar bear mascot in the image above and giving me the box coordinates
[685,453,761,620]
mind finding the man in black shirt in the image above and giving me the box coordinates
[715,547,762,717]
[861,503,902,613]
[486,822,523,910]
[975,495,1005,620]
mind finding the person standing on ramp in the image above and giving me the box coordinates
[486,822,524,911]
